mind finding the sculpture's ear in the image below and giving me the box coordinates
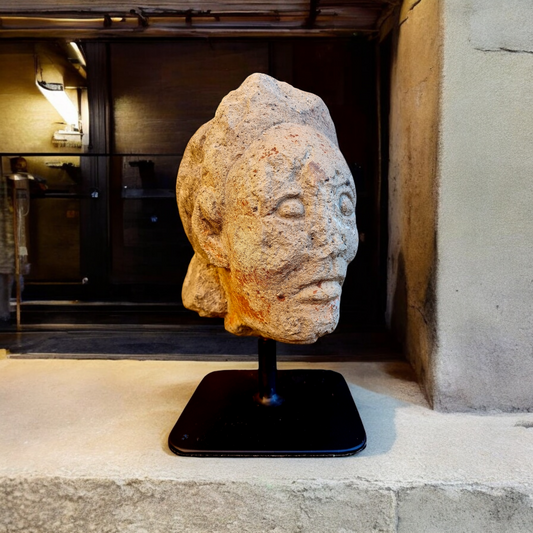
[192,187,228,268]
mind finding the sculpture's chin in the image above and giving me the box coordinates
[223,320,257,338]
[223,307,340,345]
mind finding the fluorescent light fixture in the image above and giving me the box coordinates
[69,41,86,67]
[36,80,78,128]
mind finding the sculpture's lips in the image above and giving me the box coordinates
[296,280,342,303]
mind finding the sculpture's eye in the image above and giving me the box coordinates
[339,194,355,217]
[277,197,305,218]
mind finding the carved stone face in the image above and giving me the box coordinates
[218,123,358,343]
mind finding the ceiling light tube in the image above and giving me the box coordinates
[69,41,86,67]
[36,80,79,128]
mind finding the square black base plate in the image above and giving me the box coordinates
[168,369,366,457]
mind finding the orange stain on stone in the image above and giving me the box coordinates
[233,291,266,323]
[259,147,280,160]
[231,268,274,323]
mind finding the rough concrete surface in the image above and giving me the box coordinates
[435,0,533,411]
[177,73,358,345]
[470,0,533,53]
[387,0,441,404]
[0,359,532,531]
[398,486,533,533]
[388,0,533,411]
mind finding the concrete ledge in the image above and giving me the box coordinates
[1,359,532,532]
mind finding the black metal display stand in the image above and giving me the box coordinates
[168,338,367,457]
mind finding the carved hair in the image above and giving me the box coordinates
[176,73,339,317]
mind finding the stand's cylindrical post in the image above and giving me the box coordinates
[257,337,282,406]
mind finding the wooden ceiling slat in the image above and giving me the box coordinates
[0,0,399,37]
[0,0,393,13]
[0,1,311,11]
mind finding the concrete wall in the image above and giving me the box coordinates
[387,0,442,405]
[436,0,533,411]
[388,0,533,411]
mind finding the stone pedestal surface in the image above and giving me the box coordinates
[0,358,532,532]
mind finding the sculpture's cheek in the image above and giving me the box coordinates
[228,214,309,276]
[226,216,263,271]
[260,218,309,274]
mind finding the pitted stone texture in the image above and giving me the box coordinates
[177,73,357,344]
[181,253,227,317]
[0,478,395,533]
[177,73,339,252]
[397,486,533,533]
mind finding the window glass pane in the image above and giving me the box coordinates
[1,155,82,283]
[110,41,269,154]
[0,42,88,154]
[109,155,189,289]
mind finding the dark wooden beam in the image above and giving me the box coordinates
[305,0,320,28]
[79,42,110,295]
[129,8,149,28]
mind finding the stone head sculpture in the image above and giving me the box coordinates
[177,73,358,344]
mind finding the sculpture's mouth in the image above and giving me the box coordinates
[296,279,342,303]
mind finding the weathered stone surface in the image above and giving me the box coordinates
[388,0,441,407]
[0,478,396,533]
[397,486,533,533]
[470,0,533,54]
[176,73,358,344]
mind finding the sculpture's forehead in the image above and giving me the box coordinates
[228,124,352,195]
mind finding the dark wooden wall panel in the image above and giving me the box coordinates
[111,41,270,154]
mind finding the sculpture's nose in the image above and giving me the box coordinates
[310,208,348,258]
